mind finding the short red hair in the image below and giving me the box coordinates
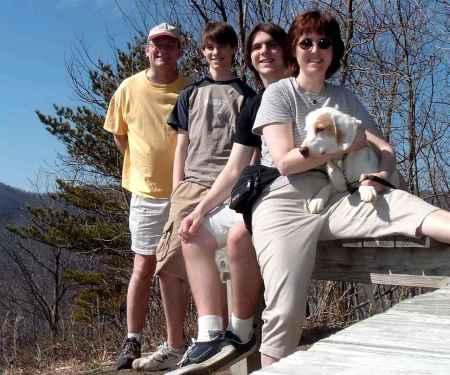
[288,10,345,78]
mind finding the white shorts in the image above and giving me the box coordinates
[129,194,170,256]
[203,204,244,248]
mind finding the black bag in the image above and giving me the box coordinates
[229,165,280,231]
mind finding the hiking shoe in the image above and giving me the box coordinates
[225,330,257,362]
[166,331,256,375]
[132,341,185,371]
[116,337,141,370]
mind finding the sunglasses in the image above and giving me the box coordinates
[298,38,333,51]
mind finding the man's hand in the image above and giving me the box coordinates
[178,210,204,242]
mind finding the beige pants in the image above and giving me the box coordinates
[252,173,439,359]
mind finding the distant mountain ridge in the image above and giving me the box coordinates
[0,182,40,226]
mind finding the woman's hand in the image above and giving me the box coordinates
[345,127,367,154]
[324,128,368,160]
[178,210,204,242]
[359,171,389,193]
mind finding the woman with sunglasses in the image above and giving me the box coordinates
[252,10,450,366]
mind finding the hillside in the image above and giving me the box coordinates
[0,182,41,227]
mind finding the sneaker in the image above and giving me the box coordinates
[132,341,186,371]
[116,337,141,370]
[166,331,256,375]
[225,330,257,363]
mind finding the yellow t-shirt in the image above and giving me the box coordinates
[104,70,187,198]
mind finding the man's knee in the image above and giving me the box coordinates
[181,227,217,261]
[131,254,156,282]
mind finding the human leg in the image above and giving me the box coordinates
[117,195,170,370]
[252,175,327,365]
[127,255,156,334]
[227,222,261,320]
[129,271,190,371]
[227,222,261,343]
[182,226,224,321]
[418,209,450,244]
[321,189,442,241]
[170,210,255,374]
[132,183,209,371]
[159,271,190,348]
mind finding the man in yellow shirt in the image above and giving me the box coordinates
[104,23,188,370]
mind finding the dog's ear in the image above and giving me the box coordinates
[314,112,335,137]
[333,113,357,151]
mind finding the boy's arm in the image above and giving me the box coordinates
[113,134,128,155]
[172,130,188,190]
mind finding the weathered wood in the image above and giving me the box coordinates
[223,238,450,287]
[314,242,450,287]
[252,287,450,375]
[225,236,450,374]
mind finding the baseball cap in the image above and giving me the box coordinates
[148,23,181,41]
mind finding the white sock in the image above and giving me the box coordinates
[230,314,254,344]
[197,315,223,342]
[127,332,142,343]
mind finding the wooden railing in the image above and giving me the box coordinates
[223,236,450,374]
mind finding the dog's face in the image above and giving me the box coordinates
[301,107,361,156]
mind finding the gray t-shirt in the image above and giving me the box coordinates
[168,77,255,187]
[253,77,376,167]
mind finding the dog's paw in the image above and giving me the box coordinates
[359,185,377,202]
[308,198,326,214]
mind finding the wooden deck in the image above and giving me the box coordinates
[251,287,450,375]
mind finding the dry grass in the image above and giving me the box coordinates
[1,283,429,375]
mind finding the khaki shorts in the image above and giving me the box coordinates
[129,194,170,256]
[155,181,209,280]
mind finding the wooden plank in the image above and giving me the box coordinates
[252,288,450,375]
[225,238,450,371]
[313,244,450,287]
[328,236,446,248]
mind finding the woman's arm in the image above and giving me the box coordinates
[179,143,255,240]
[262,122,345,176]
[172,131,188,190]
[360,128,397,192]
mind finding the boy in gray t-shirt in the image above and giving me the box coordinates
[132,22,254,372]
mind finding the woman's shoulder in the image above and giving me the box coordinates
[264,77,296,98]
[270,76,296,89]
[326,82,358,99]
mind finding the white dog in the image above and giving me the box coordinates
[301,106,380,213]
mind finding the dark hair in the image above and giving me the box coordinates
[244,23,292,85]
[202,22,238,49]
[288,10,345,78]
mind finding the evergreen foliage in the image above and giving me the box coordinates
[3,0,448,354]
[6,36,154,334]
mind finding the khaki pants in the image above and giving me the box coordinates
[252,173,439,358]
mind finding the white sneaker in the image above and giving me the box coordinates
[132,342,186,371]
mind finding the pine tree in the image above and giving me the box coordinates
[6,36,153,335]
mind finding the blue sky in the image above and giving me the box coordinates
[0,0,140,191]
